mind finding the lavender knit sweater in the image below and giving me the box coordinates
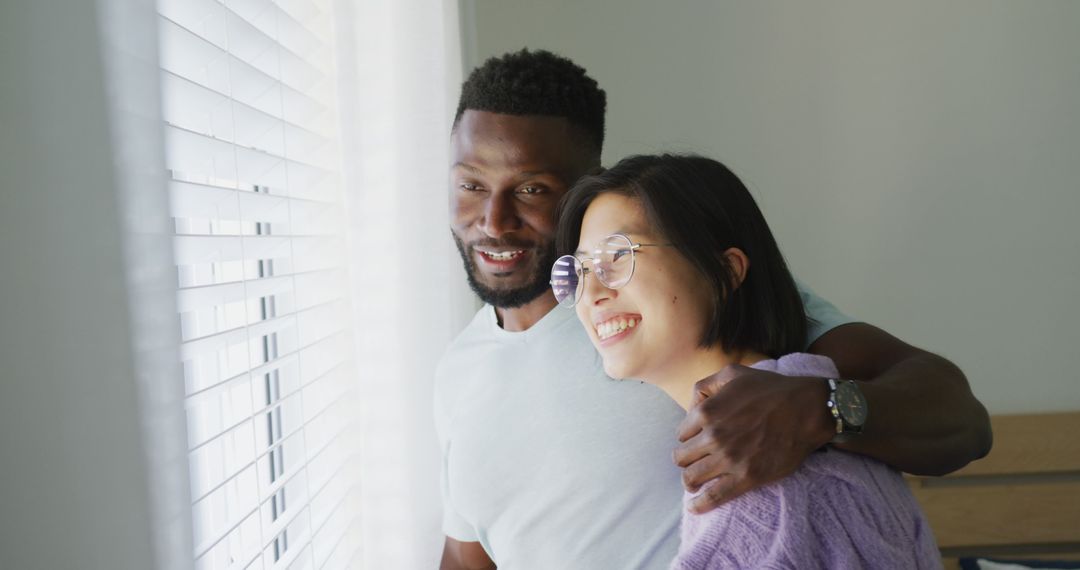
[671,354,942,570]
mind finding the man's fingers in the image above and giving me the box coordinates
[688,364,752,406]
[676,402,706,442]
[688,476,752,514]
[691,389,709,406]
[694,364,750,394]
[672,430,715,468]
[680,452,729,493]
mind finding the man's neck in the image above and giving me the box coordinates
[494,292,560,332]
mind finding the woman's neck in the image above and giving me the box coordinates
[652,347,770,411]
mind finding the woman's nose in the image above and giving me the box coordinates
[580,264,613,306]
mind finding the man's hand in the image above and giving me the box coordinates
[672,323,992,515]
[673,365,834,514]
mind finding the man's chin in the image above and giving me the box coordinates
[452,233,555,309]
[467,273,551,309]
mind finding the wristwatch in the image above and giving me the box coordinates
[826,378,868,441]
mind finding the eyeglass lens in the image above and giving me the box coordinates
[551,255,581,306]
[550,234,637,306]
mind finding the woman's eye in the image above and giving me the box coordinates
[611,249,631,263]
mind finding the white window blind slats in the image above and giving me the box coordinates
[163,69,336,153]
[182,326,348,406]
[318,523,362,570]
[173,235,343,272]
[162,132,339,203]
[188,359,350,507]
[159,17,333,136]
[192,431,358,566]
[159,0,330,95]
[276,0,331,28]
[173,244,343,289]
[306,460,358,538]
[183,333,344,449]
[158,0,360,566]
[309,503,349,568]
[178,298,347,369]
[177,276,290,314]
[171,179,341,224]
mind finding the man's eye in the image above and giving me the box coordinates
[519,185,544,195]
[459,183,482,191]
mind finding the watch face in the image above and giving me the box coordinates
[835,381,868,427]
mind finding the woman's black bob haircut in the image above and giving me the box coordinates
[554,154,808,357]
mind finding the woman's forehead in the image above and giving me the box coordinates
[578,194,654,243]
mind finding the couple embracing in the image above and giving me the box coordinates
[436,50,990,569]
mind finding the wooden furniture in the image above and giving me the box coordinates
[906,412,1080,569]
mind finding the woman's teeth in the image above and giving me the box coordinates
[596,317,637,340]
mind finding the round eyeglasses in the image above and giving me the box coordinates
[550,233,672,307]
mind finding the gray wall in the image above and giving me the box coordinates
[0,2,189,569]
[465,0,1080,413]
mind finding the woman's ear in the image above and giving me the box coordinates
[723,247,750,289]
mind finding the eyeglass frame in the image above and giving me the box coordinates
[550,232,673,307]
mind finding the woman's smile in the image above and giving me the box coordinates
[592,312,642,345]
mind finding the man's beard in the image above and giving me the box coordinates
[452,233,557,309]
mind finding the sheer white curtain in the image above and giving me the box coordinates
[98,0,196,567]
[336,0,473,567]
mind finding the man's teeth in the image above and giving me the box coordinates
[481,250,524,261]
[596,317,637,340]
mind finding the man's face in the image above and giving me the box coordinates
[450,110,594,308]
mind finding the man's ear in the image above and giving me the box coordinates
[723,247,750,289]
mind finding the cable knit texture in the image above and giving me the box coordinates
[670,353,942,570]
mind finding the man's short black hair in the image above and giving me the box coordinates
[555,154,809,357]
[454,49,607,154]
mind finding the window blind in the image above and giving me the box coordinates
[157,0,363,568]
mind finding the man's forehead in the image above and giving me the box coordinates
[452,160,553,180]
[456,109,574,135]
[452,115,580,173]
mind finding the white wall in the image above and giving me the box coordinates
[465,0,1080,413]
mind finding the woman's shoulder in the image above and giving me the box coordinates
[750,352,839,379]
[675,453,928,569]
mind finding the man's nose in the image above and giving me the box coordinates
[480,194,521,238]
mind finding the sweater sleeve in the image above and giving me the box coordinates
[669,354,941,570]
[673,480,810,569]
[672,456,939,570]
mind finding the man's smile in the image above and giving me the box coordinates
[474,246,530,274]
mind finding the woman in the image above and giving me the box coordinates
[551,154,941,569]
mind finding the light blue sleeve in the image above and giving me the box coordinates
[795,278,856,349]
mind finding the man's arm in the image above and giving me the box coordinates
[810,322,991,474]
[440,536,496,570]
[673,322,992,513]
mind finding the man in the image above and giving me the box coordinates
[436,49,990,569]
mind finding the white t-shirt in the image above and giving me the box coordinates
[433,282,852,569]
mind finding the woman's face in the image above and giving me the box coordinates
[574,192,716,384]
